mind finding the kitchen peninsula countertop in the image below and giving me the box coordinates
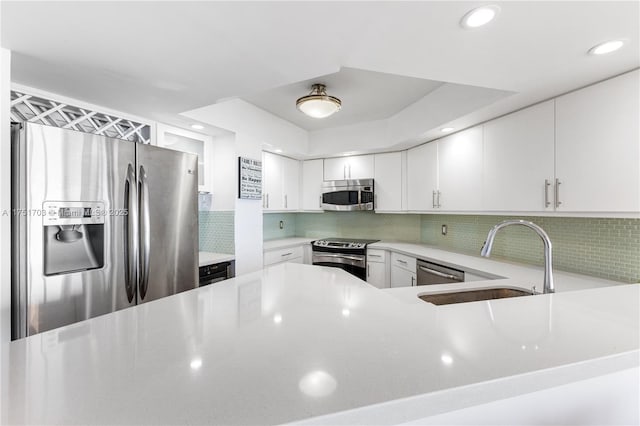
[3,263,638,425]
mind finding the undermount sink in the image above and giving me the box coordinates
[419,288,535,306]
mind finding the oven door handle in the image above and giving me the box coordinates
[314,253,364,262]
[418,266,461,281]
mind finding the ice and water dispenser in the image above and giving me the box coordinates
[43,201,105,275]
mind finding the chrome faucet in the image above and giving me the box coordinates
[480,220,555,294]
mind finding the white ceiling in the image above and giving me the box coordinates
[242,67,444,131]
[1,1,638,142]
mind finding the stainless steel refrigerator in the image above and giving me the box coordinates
[11,122,199,339]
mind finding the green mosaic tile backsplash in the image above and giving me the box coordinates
[421,215,640,283]
[265,212,640,283]
[199,211,235,254]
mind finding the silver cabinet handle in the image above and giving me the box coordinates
[319,195,322,208]
[262,193,266,209]
[432,190,437,209]
[343,165,346,179]
[397,259,408,264]
[437,191,441,208]
[266,193,269,209]
[368,254,382,258]
[367,264,370,278]
[123,163,138,303]
[411,276,415,286]
[281,252,293,257]
[284,194,288,209]
[138,165,151,301]
[555,178,561,208]
[418,265,459,280]
[544,179,551,208]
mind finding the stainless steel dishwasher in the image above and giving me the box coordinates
[416,259,464,285]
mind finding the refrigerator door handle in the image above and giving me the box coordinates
[138,165,151,300]
[124,163,138,303]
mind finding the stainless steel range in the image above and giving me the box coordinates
[312,238,380,280]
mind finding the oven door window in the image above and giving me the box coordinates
[323,190,359,205]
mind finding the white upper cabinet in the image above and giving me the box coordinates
[281,156,300,211]
[483,101,555,212]
[374,152,403,212]
[438,126,483,211]
[156,123,213,193]
[407,141,438,211]
[262,152,301,211]
[555,70,640,213]
[262,152,283,210]
[301,159,324,211]
[324,154,374,180]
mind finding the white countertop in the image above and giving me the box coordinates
[198,251,235,267]
[263,237,315,251]
[3,263,638,425]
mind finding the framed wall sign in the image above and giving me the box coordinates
[238,156,262,200]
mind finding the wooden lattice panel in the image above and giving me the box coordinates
[10,91,151,143]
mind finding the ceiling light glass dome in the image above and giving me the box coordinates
[296,84,342,119]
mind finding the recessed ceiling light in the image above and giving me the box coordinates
[296,84,342,119]
[441,127,454,133]
[588,39,626,55]
[274,149,283,153]
[460,5,500,29]
[191,124,204,130]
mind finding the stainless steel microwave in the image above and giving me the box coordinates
[321,179,374,211]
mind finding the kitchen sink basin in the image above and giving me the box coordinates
[419,288,535,306]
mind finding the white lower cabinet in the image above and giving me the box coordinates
[366,249,389,289]
[263,246,303,267]
[390,252,416,288]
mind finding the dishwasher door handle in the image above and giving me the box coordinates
[418,266,461,281]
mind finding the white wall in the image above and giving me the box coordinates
[210,134,236,211]
[233,133,263,275]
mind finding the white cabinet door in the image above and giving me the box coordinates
[407,142,438,211]
[483,101,555,212]
[301,159,324,211]
[555,70,640,213]
[324,155,374,180]
[438,126,483,211]
[374,152,402,211]
[390,265,416,288]
[281,156,300,211]
[348,154,375,179]
[262,152,283,210]
[367,262,388,289]
[156,123,212,193]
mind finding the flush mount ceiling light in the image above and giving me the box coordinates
[191,124,204,130]
[296,84,342,119]
[460,5,500,29]
[588,39,626,55]
[441,127,454,133]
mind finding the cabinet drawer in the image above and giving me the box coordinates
[367,249,387,263]
[390,252,416,273]
[264,246,303,266]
